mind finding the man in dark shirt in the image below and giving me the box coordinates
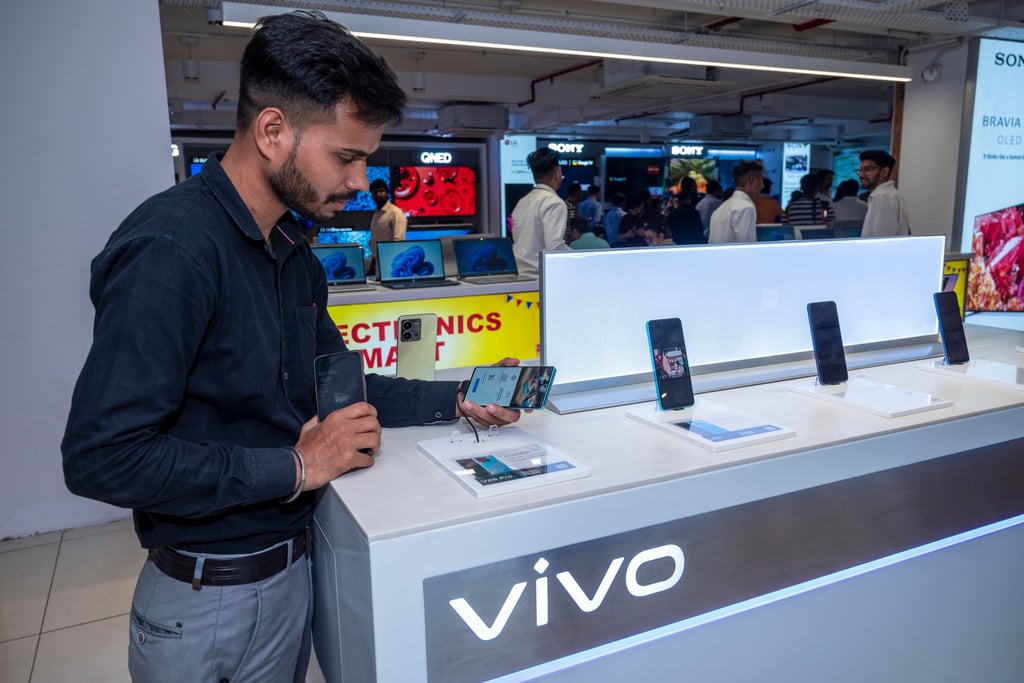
[61,12,519,682]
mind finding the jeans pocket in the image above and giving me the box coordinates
[130,606,183,641]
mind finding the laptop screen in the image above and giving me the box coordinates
[311,244,367,285]
[377,239,446,282]
[453,237,519,277]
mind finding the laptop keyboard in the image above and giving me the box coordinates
[383,279,460,289]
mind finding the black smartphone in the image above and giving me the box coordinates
[934,291,969,364]
[314,350,367,422]
[462,365,556,409]
[646,318,695,410]
[806,301,849,385]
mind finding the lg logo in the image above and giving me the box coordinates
[420,151,452,164]
[448,544,685,641]
[994,52,1024,67]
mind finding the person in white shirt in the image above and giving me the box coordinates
[831,179,868,224]
[708,160,764,244]
[858,149,910,237]
[511,147,569,277]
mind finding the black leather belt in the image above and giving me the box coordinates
[150,527,310,590]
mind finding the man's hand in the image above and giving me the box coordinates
[457,357,524,428]
[294,402,381,490]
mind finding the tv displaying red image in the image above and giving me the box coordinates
[393,166,476,218]
[968,202,1024,312]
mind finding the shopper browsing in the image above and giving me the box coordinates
[831,179,868,224]
[858,149,911,237]
[577,184,604,228]
[708,160,764,243]
[61,12,521,682]
[511,147,570,277]
[367,177,407,275]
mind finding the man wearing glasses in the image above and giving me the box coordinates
[858,150,910,237]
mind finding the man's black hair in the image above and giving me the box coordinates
[570,216,592,235]
[859,149,896,171]
[527,147,561,181]
[705,180,723,195]
[369,178,389,192]
[799,173,819,194]
[732,159,764,185]
[237,11,406,130]
[586,184,601,196]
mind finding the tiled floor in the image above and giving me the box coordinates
[0,520,327,683]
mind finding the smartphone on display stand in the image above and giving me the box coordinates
[396,313,437,381]
[933,291,970,365]
[314,350,367,422]
[806,301,849,385]
[463,365,556,410]
[646,318,695,410]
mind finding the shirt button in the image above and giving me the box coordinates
[434,411,443,419]
[283,372,289,382]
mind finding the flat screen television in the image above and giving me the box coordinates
[967,202,1024,312]
[392,166,477,218]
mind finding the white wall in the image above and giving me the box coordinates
[0,1,173,539]
[899,41,970,244]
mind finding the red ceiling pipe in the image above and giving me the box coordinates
[517,59,603,107]
[793,18,834,32]
[735,76,840,115]
[705,17,743,32]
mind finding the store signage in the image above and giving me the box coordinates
[548,142,585,154]
[420,151,453,164]
[994,51,1024,67]
[670,144,705,156]
[423,438,1024,682]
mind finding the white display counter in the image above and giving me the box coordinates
[312,324,1024,683]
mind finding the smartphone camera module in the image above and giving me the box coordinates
[400,317,421,343]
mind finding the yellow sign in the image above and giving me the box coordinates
[327,292,541,374]
[943,258,968,318]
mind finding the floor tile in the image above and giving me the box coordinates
[32,615,129,683]
[0,635,37,683]
[0,544,59,642]
[0,532,62,555]
[42,529,146,632]
[61,518,133,542]
[306,648,327,683]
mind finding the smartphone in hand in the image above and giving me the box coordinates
[646,318,695,410]
[314,350,367,422]
[462,365,556,409]
[807,301,848,385]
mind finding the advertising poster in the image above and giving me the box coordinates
[960,38,1024,311]
[327,291,540,374]
[500,135,537,235]
[782,142,810,204]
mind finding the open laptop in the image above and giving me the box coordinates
[376,239,459,290]
[453,237,535,284]
[756,224,796,242]
[311,244,376,292]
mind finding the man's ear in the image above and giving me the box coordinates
[252,107,291,162]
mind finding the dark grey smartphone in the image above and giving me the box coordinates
[807,301,849,385]
[646,318,695,410]
[314,350,367,422]
[934,291,969,364]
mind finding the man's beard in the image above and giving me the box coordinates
[269,143,356,223]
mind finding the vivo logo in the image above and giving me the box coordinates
[448,544,685,641]
[548,142,585,154]
[420,151,452,164]
[670,145,704,156]
[994,52,1024,67]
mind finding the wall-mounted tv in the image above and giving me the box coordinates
[968,202,1024,312]
[341,166,390,212]
[393,166,477,218]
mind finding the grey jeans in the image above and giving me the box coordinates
[128,545,312,682]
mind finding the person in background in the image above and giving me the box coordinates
[753,176,784,224]
[568,216,610,250]
[664,189,705,245]
[859,149,910,237]
[708,159,764,244]
[602,192,626,245]
[695,179,724,234]
[61,13,522,682]
[831,179,868,224]
[577,184,604,228]
[564,182,583,241]
[367,177,406,275]
[816,169,835,207]
[593,224,609,242]
[617,193,648,247]
[643,224,676,246]
[511,147,569,277]
[786,173,834,225]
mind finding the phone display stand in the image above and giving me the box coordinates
[790,376,952,418]
[625,399,796,452]
[417,426,590,498]
[917,358,1024,393]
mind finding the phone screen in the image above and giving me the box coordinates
[646,318,695,410]
[807,301,848,385]
[314,351,367,422]
[934,291,969,364]
[463,366,556,409]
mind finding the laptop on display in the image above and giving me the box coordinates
[453,236,535,284]
[376,239,459,290]
[311,244,375,292]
